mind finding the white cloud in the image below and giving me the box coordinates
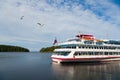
[85,0,120,25]
[0,0,120,51]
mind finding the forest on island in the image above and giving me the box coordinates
[40,46,60,52]
[0,45,29,52]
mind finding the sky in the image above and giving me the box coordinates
[0,0,120,51]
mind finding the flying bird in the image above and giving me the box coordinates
[37,23,44,27]
[20,16,24,20]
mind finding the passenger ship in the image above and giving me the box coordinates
[51,33,120,63]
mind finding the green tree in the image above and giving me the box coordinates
[0,45,29,52]
[40,46,60,52]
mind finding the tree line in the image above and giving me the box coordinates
[0,45,29,52]
[40,46,60,52]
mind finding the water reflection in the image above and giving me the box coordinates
[52,62,120,80]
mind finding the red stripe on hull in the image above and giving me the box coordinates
[51,56,120,63]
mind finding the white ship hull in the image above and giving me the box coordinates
[51,56,120,63]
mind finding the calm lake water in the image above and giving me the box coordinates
[0,52,120,80]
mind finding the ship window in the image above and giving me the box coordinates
[96,42,103,45]
[118,52,120,55]
[85,46,88,48]
[79,46,81,48]
[71,46,76,48]
[105,52,108,55]
[88,46,91,49]
[94,52,99,55]
[84,41,93,44]
[104,46,107,49]
[98,52,102,55]
[111,47,116,49]
[118,47,120,49]
[74,52,78,56]
[102,46,104,49]
[74,52,81,56]
[96,47,99,49]
[116,47,120,49]
[94,47,97,49]
[105,46,108,49]
[81,52,86,55]
[107,46,110,49]
[91,46,93,49]
[109,52,112,55]
[82,46,85,48]
[61,45,67,48]
[115,52,118,55]
[54,51,71,56]
[88,52,92,55]
[65,45,76,49]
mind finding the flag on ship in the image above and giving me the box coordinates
[53,38,58,45]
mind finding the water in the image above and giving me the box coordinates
[0,52,120,80]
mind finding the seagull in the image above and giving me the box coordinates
[37,23,44,27]
[20,16,24,20]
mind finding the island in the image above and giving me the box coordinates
[40,46,60,52]
[0,45,29,52]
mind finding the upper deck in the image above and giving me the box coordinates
[57,33,120,47]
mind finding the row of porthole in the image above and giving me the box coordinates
[74,52,120,55]
[78,46,120,50]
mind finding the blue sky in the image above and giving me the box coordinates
[0,0,120,51]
